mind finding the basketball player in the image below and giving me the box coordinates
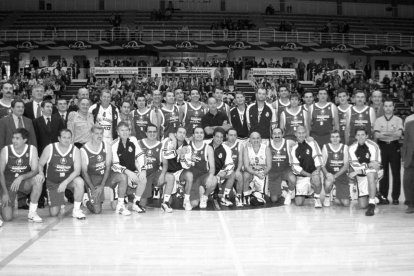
[37,129,86,219]
[130,93,157,140]
[162,126,194,211]
[209,127,235,208]
[291,126,323,207]
[0,82,13,119]
[346,90,376,145]
[180,89,207,139]
[272,85,290,126]
[279,92,309,141]
[348,128,382,216]
[174,89,186,107]
[214,88,231,119]
[269,128,296,205]
[321,130,350,207]
[80,125,131,215]
[159,90,180,139]
[337,89,352,145]
[139,124,174,211]
[112,122,147,214]
[186,127,216,208]
[229,91,249,140]
[243,131,272,205]
[308,88,339,148]
[90,89,120,144]
[302,91,314,112]
[224,128,244,207]
[0,129,42,223]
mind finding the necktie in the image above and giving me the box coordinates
[18,117,23,128]
[61,114,65,120]
[46,117,51,129]
[36,102,41,118]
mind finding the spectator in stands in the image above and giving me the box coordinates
[297,59,306,81]
[30,57,39,70]
[258,58,267,68]
[265,4,275,15]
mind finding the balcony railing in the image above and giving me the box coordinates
[0,28,413,47]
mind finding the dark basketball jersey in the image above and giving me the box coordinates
[4,145,32,185]
[338,105,351,142]
[349,106,372,139]
[325,144,345,174]
[189,141,209,175]
[82,142,106,176]
[227,140,241,170]
[310,103,334,136]
[0,102,12,119]
[217,102,229,116]
[183,102,206,136]
[270,139,290,173]
[277,99,290,125]
[46,143,75,183]
[139,140,162,175]
[132,109,152,140]
[160,105,180,138]
[283,107,305,140]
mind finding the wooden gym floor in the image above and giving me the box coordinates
[0,197,414,275]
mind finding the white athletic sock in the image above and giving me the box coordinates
[134,195,141,203]
[314,194,320,198]
[164,194,171,203]
[184,194,190,201]
[224,188,231,196]
[29,202,38,213]
[369,198,376,205]
[74,201,81,210]
[117,197,125,206]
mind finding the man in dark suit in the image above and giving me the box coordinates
[33,100,65,155]
[229,91,248,139]
[0,100,37,150]
[403,119,414,214]
[56,98,69,128]
[24,84,44,120]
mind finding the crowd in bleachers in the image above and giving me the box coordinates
[210,17,256,31]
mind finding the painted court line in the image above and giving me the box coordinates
[0,208,71,270]
[218,211,245,276]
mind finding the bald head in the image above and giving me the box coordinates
[207,97,217,112]
[295,126,307,142]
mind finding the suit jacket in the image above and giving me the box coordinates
[33,114,65,154]
[403,120,414,168]
[24,101,58,120]
[0,115,37,150]
[58,112,69,128]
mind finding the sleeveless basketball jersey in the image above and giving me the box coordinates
[338,105,351,142]
[217,102,229,116]
[183,102,206,135]
[227,140,241,170]
[247,143,267,172]
[82,142,106,176]
[160,105,180,138]
[0,101,12,119]
[189,141,209,174]
[311,103,334,136]
[349,106,372,139]
[132,109,152,140]
[325,144,345,174]
[46,143,75,183]
[139,139,162,175]
[284,107,305,139]
[4,145,32,185]
[270,139,290,173]
[96,106,115,140]
[277,99,290,124]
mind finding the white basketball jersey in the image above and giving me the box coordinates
[247,143,267,172]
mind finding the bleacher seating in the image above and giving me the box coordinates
[369,17,414,35]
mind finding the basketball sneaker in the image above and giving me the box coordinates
[116,204,131,216]
[365,203,375,216]
[132,202,146,213]
[235,195,243,207]
[220,195,233,207]
[284,190,293,205]
[323,196,331,207]
[183,199,192,211]
[72,209,86,220]
[314,198,322,208]
[153,187,161,199]
[252,192,266,204]
[200,195,208,209]
[161,201,173,213]
[28,212,43,223]
[85,200,95,213]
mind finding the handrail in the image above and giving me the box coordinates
[0,28,413,47]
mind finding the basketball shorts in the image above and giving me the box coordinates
[332,174,349,200]
[191,172,211,200]
[3,179,32,206]
[87,173,119,203]
[354,169,383,198]
[46,180,74,207]
[268,169,292,198]
[295,176,314,196]
[171,169,186,194]
[247,174,266,194]
[142,170,163,198]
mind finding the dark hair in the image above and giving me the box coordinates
[290,92,300,100]
[1,82,13,90]
[145,124,157,132]
[354,127,367,136]
[136,93,145,99]
[41,100,53,108]
[14,128,30,141]
[213,127,226,137]
[318,87,327,93]
[226,127,237,135]
[59,128,72,137]
[193,126,204,134]
[121,101,131,107]
[330,130,340,136]
[383,99,394,106]
[337,88,348,96]
[11,99,24,108]
[117,121,130,130]
[234,91,244,97]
